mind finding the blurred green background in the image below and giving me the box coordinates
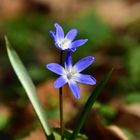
[0,0,140,139]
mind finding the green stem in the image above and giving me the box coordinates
[60,51,64,140]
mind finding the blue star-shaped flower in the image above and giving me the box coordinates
[46,52,96,99]
[50,23,88,52]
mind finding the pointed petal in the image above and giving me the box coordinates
[54,76,68,88]
[65,29,78,41]
[73,56,94,72]
[73,73,96,85]
[50,30,56,42]
[71,39,88,49]
[54,23,64,41]
[68,80,80,99]
[46,63,65,75]
[69,48,76,52]
[64,51,72,71]
[55,43,62,50]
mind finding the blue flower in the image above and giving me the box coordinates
[50,23,88,52]
[46,52,96,99]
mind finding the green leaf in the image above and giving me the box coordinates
[54,128,87,140]
[71,69,113,140]
[5,36,54,140]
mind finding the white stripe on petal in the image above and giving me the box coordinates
[68,80,80,99]
[73,56,94,73]
[54,23,64,42]
[65,29,78,42]
[73,73,96,85]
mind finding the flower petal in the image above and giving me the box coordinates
[71,39,88,50]
[46,63,65,75]
[68,80,80,99]
[55,44,61,50]
[69,48,76,52]
[73,73,96,85]
[64,51,72,71]
[65,29,78,41]
[73,56,94,72]
[54,76,68,88]
[50,30,56,42]
[54,23,64,41]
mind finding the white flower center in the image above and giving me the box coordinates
[66,70,75,80]
[61,39,70,49]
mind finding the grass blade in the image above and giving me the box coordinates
[71,69,113,140]
[5,36,54,140]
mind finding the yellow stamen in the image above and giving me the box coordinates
[61,39,70,49]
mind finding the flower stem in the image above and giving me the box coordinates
[59,51,64,140]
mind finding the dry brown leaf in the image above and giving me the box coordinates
[106,125,128,140]
[115,104,140,131]
[123,103,140,118]
[0,0,27,19]
[47,0,93,19]
[94,0,140,27]
[23,128,46,140]
[109,102,140,131]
